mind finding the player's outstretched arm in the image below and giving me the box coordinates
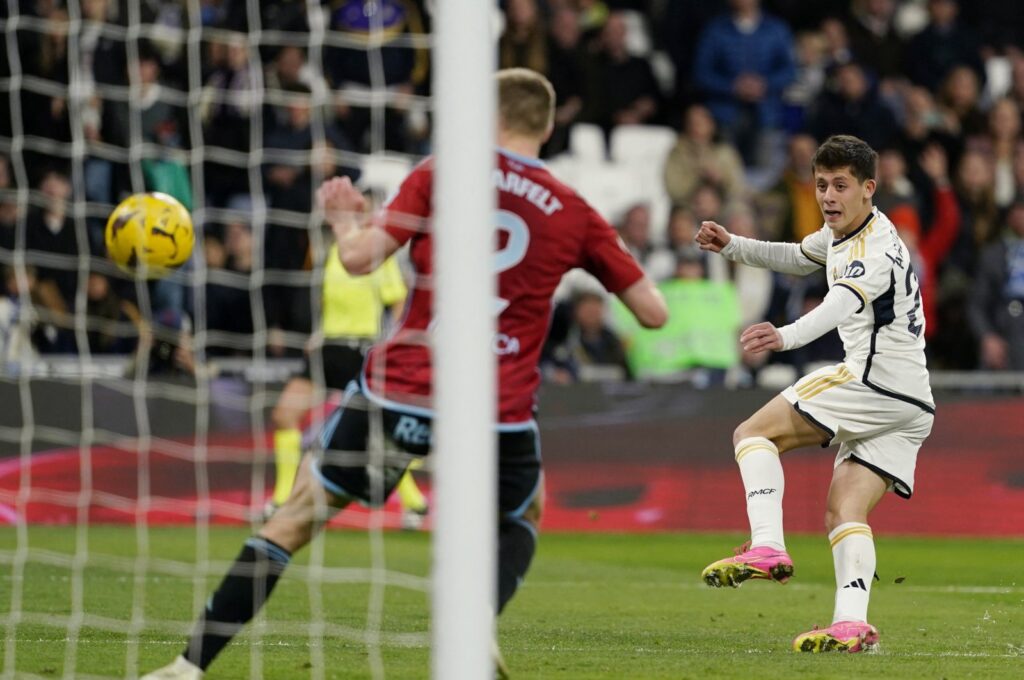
[696,220,822,275]
[317,176,401,275]
[617,276,669,328]
[743,285,862,355]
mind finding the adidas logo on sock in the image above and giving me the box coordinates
[842,578,867,590]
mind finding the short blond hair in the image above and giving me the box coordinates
[497,68,555,138]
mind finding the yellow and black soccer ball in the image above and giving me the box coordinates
[105,192,195,278]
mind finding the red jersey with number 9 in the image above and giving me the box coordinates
[361,149,645,424]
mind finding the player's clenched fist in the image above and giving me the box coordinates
[695,221,731,253]
[740,322,783,354]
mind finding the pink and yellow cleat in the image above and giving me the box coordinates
[792,621,879,653]
[701,542,794,588]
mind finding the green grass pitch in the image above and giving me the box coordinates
[1,527,1022,678]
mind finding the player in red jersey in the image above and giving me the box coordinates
[143,69,666,679]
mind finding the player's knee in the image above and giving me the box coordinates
[732,421,759,448]
[824,508,840,533]
[824,502,865,532]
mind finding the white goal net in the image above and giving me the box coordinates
[0,1,464,678]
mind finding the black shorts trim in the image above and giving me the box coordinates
[791,401,835,447]
[848,454,912,499]
[861,377,936,415]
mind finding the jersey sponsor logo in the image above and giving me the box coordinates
[747,488,777,499]
[392,415,431,446]
[841,260,866,279]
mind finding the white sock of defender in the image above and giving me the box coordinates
[830,522,875,623]
[734,437,785,551]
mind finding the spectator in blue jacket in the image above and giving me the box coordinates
[692,0,796,170]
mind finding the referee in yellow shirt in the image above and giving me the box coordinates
[268,243,428,525]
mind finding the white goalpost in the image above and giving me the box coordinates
[431,1,497,679]
[0,0,498,677]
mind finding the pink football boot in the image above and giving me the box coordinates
[701,542,794,588]
[792,621,880,653]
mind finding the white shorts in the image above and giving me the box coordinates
[781,363,934,498]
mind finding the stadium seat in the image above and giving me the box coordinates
[358,154,413,198]
[646,191,672,242]
[544,154,580,187]
[620,10,652,56]
[569,123,607,163]
[756,364,799,390]
[608,126,677,239]
[609,125,677,167]
[573,162,645,223]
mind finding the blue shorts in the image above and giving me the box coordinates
[311,386,542,518]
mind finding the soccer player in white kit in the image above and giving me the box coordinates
[695,135,934,653]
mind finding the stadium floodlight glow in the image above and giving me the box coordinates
[431,0,498,678]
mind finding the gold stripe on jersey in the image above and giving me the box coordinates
[735,441,779,463]
[831,215,877,250]
[796,366,854,400]
[830,525,873,549]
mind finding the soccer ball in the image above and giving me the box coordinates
[105,192,195,278]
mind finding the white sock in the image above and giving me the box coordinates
[735,437,785,551]
[830,522,875,624]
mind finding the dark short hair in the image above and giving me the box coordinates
[812,135,878,183]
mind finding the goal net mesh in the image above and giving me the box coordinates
[0,1,434,677]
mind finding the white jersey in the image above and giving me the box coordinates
[798,208,934,412]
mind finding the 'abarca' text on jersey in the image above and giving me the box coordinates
[800,207,935,413]
[361,149,645,424]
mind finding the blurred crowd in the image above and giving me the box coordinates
[528,0,1024,381]
[1,0,1023,382]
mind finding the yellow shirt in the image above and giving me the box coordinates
[322,245,407,338]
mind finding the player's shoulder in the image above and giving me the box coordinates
[407,156,434,179]
[864,210,905,254]
[390,156,434,193]
[868,209,898,238]
[497,151,597,217]
[799,225,830,264]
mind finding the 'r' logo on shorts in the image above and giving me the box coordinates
[393,415,430,446]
